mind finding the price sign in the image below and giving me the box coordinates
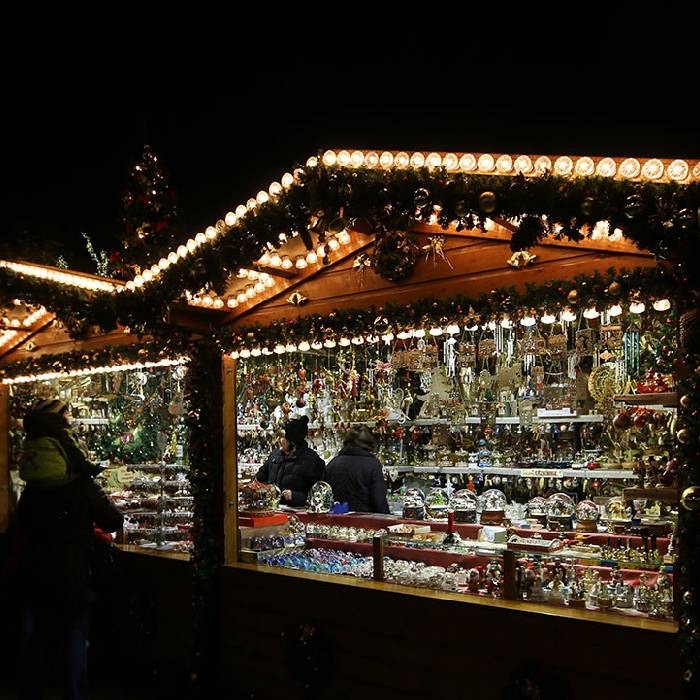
[523,468,564,478]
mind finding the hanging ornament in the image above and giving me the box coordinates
[414,188,431,208]
[676,428,692,444]
[567,289,579,304]
[607,281,622,296]
[373,316,390,335]
[624,194,645,220]
[478,191,497,214]
[680,394,692,408]
[455,199,469,217]
[612,412,632,431]
[506,250,537,268]
[421,235,453,268]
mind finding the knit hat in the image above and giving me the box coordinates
[32,399,69,415]
[284,415,309,446]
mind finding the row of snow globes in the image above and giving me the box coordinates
[240,480,609,534]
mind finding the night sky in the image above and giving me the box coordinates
[7,78,699,272]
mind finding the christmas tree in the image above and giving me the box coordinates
[116,144,178,277]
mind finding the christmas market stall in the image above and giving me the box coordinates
[2,149,700,698]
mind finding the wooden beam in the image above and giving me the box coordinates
[0,314,56,362]
[222,354,239,565]
[0,384,10,533]
[221,230,375,325]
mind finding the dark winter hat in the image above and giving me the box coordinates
[32,399,69,415]
[284,415,309,445]
[343,426,376,452]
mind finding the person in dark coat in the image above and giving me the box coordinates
[324,427,389,514]
[11,472,124,700]
[256,416,325,507]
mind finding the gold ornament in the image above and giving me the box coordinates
[506,251,537,268]
[680,394,692,408]
[478,191,497,214]
[681,485,700,512]
[588,363,620,403]
[567,289,579,304]
[607,281,622,296]
[421,235,453,268]
[676,428,692,444]
[286,292,308,306]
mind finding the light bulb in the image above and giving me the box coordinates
[268,182,282,197]
[413,329,426,338]
[339,337,351,347]
[213,298,224,308]
[608,304,623,317]
[337,150,351,166]
[281,172,294,188]
[562,309,577,323]
[246,198,257,210]
[168,252,178,264]
[500,318,513,329]
[653,299,671,311]
[251,348,261,357]
[311,340,323,350]
[295,257,307,269]
[240,349,251,359]
[235,205,247,218]
[306,156,318,167]
[205,226,217,239]
[316,245,326,257]
[306,251,318,264]
[629,301,646,314]
[337,230,351,245]
[327,238,340,251]
[298,340,311,351]
[247,269,259,280]
[426,152,442,169]
[177,245,188,258]
[446,323,460,335]
[236,292,247,304]
[322,150,336,166]
[394,152,410,168]
[225,212,237,226]
[264,277,274,288]
[269,253,282,267]
[520,316,536,327]
[274,344,286,354]
[227,298,238,308]
[429,327,444,336]
[381,333,394,343]
[379,151,394,168]
[285,343,297,352]
[134,275,144,287]
[245,286,256,299]
[324,339,336,348]
[256,191,269,204]
[541,313,556,324]
[202,296,213,307]
[258,252,271,266]
[281,256,293,270]
[254,282,264,293]
[410,152,425,168]
[351,336,364,345]
[396,331,412,340]
[583,307,599,319]
[487,321,497,331]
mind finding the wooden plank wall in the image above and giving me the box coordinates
[235,234,657,328]
[0,385,9,532]
[218,567,681,700]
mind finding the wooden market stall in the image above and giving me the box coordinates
[2,149,699,698]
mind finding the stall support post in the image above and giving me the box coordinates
[0,385,9,533]
[502,549,517,600]
[222,354,239,565]
[372,535,385,581]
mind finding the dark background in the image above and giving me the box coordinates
[6,67,699,272]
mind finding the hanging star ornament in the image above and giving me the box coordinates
[422,235,453,268]
[506,250,538,268]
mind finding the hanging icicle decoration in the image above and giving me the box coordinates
[567,354,577,380]
[507,330,514,363]
[444,336,457,377]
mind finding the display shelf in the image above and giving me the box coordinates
[382,465,636,479]
[237,414,605,433]
[614,392,678,408]
[622,486,679,503]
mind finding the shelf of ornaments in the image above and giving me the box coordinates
[236,415,607,434]
[613,392,678,408]
[303,534,671,579]
[236,461,637,480]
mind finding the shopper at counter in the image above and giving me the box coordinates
[324,427,390,514]
[10,471,124,700]
[256,415,325,507]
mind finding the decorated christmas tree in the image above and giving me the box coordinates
[116,144,178,277]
